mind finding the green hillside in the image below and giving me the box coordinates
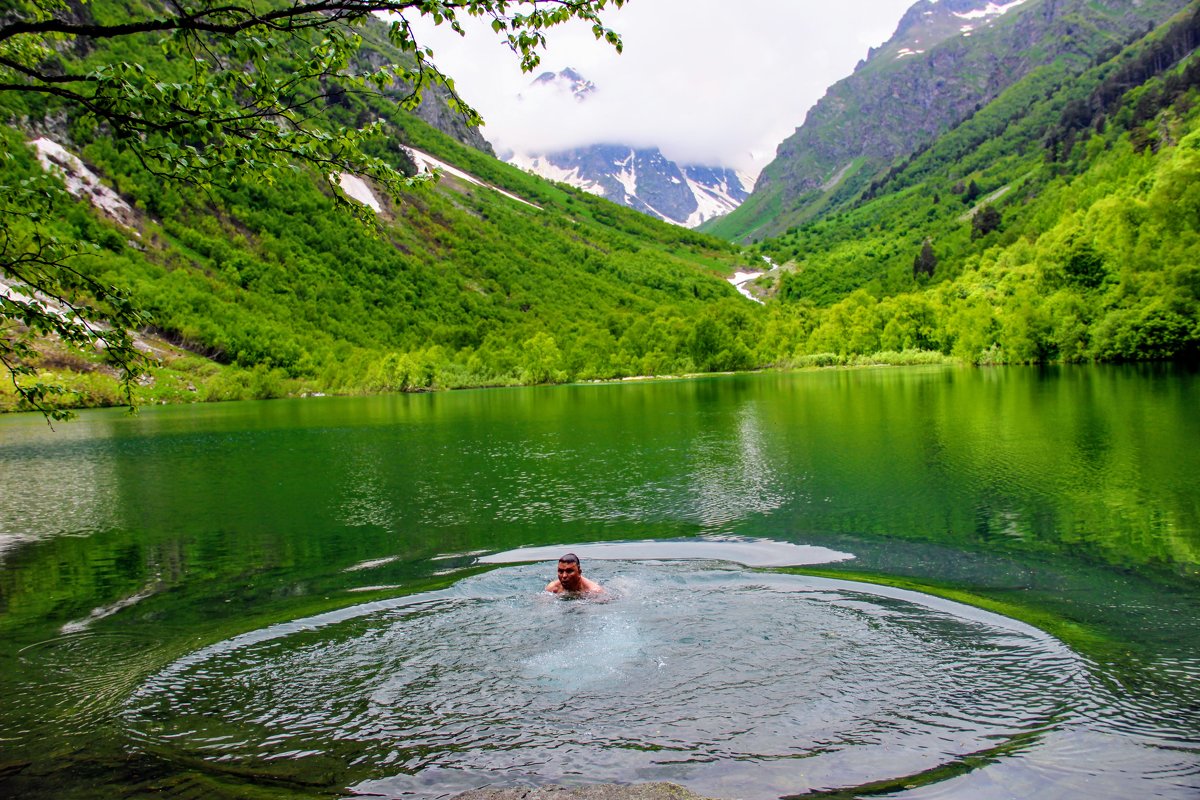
[741,2,1200,366]
[2,1,1197,415]
[0,116,769,410]
[0,3,763,412]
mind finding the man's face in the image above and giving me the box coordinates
[557,561,582,590]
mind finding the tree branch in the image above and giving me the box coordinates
[0,2,421,43]
[0,55,94,85]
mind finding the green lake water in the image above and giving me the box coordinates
[0,364,1197,799]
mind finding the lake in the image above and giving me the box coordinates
[1,364,1197,799]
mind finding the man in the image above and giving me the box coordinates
[545,553,605,594]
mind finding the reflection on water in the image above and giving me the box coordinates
[1,367,1197,571]
[120,563,1112,799]
[686,402,790,528]
[418,391,792,532]
[337,442,399,531]
[0,429,123,558]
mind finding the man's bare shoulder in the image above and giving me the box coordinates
[580,577,605,593]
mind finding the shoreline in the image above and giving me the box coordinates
[1,355,965,416]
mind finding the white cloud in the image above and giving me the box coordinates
[405,1,914,176]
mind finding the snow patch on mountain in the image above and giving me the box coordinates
[337,173,381,212]
[507,154,605,196]
[727,270,766,304]
[612,157,639,197]
[403,146,541,209]
[684,170,754,227]
[954,0,1029,21]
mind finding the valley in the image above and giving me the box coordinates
[0,0,1196,415]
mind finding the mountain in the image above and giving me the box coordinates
[704,0,1193,241]
[739,1,1200,364]
[510,144,751,228]
[411,82,495,156]
[528,66,597,101]
[505,69,753,228]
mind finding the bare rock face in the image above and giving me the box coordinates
[29,137,138,228]
[413,83,497,157]
[452,783,716,800]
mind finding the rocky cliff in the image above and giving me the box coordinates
[413,84,496,157]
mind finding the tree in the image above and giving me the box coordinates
[962,179,982,204]
[971,204,1002,239]
[1,0,626,417]
[518,331,563,384]
[912,238,936,279]
[1063,242,1107,289]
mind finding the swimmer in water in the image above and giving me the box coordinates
[545,553,604,594]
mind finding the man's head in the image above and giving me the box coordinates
[557,553,583,590]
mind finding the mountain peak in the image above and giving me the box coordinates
[707,0,1190,241]
[510,145,751,228]
[530,67,595,102]
[859,0,1032,69]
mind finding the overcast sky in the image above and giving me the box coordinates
[406,1,915,177]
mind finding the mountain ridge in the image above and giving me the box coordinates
[2,1,1197,413]
[703,0,1192,242]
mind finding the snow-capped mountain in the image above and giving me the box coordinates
[506,69,752,228]
[526,67,596,102]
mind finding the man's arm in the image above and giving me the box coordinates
[545,580,562,593]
